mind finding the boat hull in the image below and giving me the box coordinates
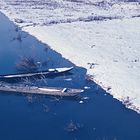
[0,84,84,97]
[0,67,73,80]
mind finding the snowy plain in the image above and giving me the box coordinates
[0,0,140,113]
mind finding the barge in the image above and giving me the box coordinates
[0,83,84,97]
[0,67,73,80]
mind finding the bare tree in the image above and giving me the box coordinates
[16,56,38,72]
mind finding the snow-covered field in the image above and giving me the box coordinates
[0,0,140,113]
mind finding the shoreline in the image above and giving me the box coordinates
[22,18,140,113]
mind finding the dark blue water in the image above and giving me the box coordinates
[0,13,140,140]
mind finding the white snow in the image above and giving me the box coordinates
[23,18,140,113]
[0,0,140,113]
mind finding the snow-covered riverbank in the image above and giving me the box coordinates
[0,0,140,113]
[24,17,140,113]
